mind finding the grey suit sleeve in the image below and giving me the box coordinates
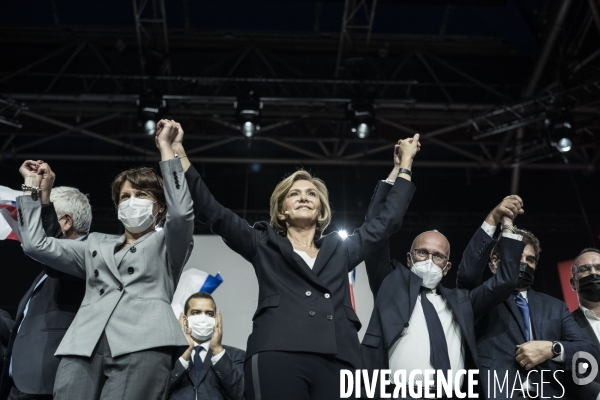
[159,158,195,280]
[17,195,87,279]
[212,348,245,400]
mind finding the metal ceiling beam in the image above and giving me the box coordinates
[0,151,593,171]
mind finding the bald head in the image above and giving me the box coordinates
[410,230,451,259]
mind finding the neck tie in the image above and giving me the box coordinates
[193,346,204,384]
[419,286,452,380]
[514,292,531,342]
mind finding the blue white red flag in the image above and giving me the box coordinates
[0,186,22,241]
[171,268,224,316]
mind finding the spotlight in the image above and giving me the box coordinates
[545,111,574,153]
[235,91,262,138]
[347,101,375,139]
[137,94,167,136]
[338,230,348,240]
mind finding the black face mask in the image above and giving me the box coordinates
[578,274,600,302]
[517,262,535,288]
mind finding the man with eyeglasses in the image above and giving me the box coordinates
[457,213,599,399]
[360,178,526,398]
[564,248,600,399]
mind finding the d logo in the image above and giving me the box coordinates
[572,351,599,385]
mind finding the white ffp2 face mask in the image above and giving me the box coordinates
[410,256,446,289]
[117,197,156,234]
[187,314,216,342]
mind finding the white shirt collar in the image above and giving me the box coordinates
[580,304,600,321]
[193,339,211,352]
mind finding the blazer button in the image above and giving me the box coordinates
[308,311,315,317]
[130,246,137,253]
[92,250,97,257]
[305,291,312,297]
[118,285,123,291]
[324,293,331,299]
[94,269,99,277]
[326,315,333,321]
[128,267,134,274]
[99,289,105,295]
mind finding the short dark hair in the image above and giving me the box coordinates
[184,292,216,315]
[111,167,167,226]
[491,228,542,264]
[572,247,600,275]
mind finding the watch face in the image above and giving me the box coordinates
[553,342,560,355]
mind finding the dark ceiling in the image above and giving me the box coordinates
[0,0,599,312]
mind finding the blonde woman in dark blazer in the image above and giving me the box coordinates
[16,120,194,400]
[167,126,420,400]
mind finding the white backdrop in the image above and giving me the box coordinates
[183,234,375,350]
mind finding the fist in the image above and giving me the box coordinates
[155,119,181,148]
[19,160,42,184]
[486,195,524,226]
[397,133,421,161]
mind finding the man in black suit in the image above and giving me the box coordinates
[457,221,600,399]
[0,310,13,377]
[168,292,245,400]
[565,247,600,399]
[360,177,526,399]
[0,171,90,400]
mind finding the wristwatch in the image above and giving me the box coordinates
[552,341,562,357]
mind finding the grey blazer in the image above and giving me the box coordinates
[16,158,194,357]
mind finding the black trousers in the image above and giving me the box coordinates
[8,385,52,400]
[53,332,173,400]
[245,351,352,400]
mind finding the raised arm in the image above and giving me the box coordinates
[345,135,418,270]
[16,161,86,279]
[156,120,195,279]
[167,125,259,263]
[456,195,524,290]
[468,231,525,320]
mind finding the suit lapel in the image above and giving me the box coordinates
[99,234,125,283]
[573,309,600,348]
[527,289,543,340]
[438,286,466,333]
[276,234,328,290]
[15,272,46,321]
[312,234,339,276]
[505,294,527,341]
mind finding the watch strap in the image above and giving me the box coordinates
[398,168,412,177]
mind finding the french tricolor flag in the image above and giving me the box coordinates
[0,185,22,242]
[171,269,224,316]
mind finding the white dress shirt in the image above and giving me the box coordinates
[179,339,226,369]
[388,287,465,387]
[294,249,316,269]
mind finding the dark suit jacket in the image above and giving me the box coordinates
[184,165,415,368]
[457,229,600,400]
[168,345,245,400]
[0,310,13,378]
[562,308,600,399]
[360,181,525,399]
[0,203,86,397]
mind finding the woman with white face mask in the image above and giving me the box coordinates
[165,124,420,400]
[16,120,194,400]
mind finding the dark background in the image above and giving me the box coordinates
[0,0,599,316]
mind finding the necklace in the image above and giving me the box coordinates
[288,237,315,249]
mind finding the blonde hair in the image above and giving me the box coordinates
[269,170,332,237]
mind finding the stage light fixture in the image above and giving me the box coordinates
[235,91,262,138]
[338,230,348,240]
[137,94,167,136]
[545,112,574,153]
[347,101,375,139]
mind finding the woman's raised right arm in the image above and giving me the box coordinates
[183,164,259,263]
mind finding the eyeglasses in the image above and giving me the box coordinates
[412,248,448,266]
[575,264,600,275]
